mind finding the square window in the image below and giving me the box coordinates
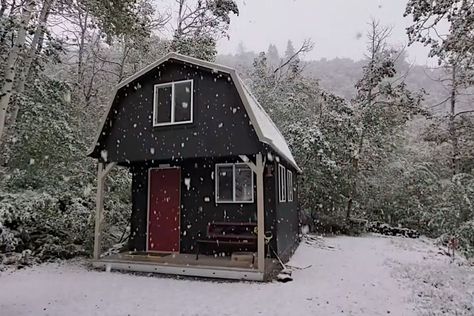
[216,164,254,203]
[153,80,193,126]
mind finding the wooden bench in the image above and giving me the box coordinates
[195,222,257,260]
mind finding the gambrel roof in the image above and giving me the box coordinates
[89,52,301,172]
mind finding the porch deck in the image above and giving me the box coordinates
[92,252,279,281]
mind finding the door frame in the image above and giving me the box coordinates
[146,166,181,254]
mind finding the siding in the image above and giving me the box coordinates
[92,59,261,163]
[128,158,279,254]
[274,160,300,261]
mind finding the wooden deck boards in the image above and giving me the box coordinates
[109,252,256,269]
[93,252,279,281]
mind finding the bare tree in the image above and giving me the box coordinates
[273,39,314,75]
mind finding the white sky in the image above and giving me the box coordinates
[216,0,433,64]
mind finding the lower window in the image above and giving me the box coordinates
[278,164,287,202]
[216,163,254,203]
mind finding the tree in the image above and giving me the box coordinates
[406,1,474,174]
[346,21,423,220]
[0,0,153,144]
[405,0,474,62]
[273,39,313,78]
[249,43,357,231]
[266,44,280,68]
[170,0,239,61]
[0,1,35,143]
[236,41,246,56]
[285,40,296,60]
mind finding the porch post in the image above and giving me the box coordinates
[93,161,116,260]
[239,154,265,273]
[255,153,265,273]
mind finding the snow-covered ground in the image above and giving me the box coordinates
[1,234,473,316]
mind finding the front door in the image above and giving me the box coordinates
[148,167,181,253]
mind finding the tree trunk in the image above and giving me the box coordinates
[16,0,53,94]
[0,0,7,18]
[77,8,89,85]
[6,0,53,135]
[0,0,18,47]
[346,133,363,221]
[448,64,459,175]
[346,92,370,220]
[0,0,35,144]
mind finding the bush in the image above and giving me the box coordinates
[0,191,91,265]
[456,221,474,258]
[301,210,366,235]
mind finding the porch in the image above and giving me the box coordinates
[92,252,279,281]
[92,153,270,281]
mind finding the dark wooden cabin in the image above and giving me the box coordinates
[88,53,301,281]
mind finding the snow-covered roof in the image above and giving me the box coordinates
[89,52,301,172]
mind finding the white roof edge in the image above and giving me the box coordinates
[233,74,301,173]
[117,52,237,90]
[88,52,301,173]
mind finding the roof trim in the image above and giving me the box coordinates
[87,52,301,173]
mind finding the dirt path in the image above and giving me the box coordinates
[0,234,472,315]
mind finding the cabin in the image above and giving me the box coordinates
[88,52,301,281]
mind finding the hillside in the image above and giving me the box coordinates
[217,52,450,112]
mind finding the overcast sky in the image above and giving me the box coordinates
[216,0,433,64]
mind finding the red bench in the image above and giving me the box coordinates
[195,222,257,260]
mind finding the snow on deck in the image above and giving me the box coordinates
[1,234,473,316]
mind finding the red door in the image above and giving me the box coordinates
[148,168,181,253]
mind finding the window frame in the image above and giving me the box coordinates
[287,170,293,202]
[215,163,254,204]
[153,79,194,127]
[278,164,287,203]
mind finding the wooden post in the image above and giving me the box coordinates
[93,162,104,260]
[93,162,116,260]
[255,153,265,273]
[239,154,265,272]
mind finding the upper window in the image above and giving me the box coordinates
[278,164,287,203]
[216,163,254,203]
[287,170,293,202]
[153,80,193,126]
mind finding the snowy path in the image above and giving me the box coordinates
[1,234,473,316]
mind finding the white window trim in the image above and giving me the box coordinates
[278,164,287,203]
[215,163,254,204]
[287,170,293,202]
[153,79,193,127]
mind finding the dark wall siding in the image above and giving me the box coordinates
[93,59,261,163]
[129,166,148,252]
[128,157,278,255]
[264,165,278,253]
[273,160,300,261]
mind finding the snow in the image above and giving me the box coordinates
[184,177,191,190]
[1,234,473,316]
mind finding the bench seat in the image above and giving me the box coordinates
[195,222,257,259]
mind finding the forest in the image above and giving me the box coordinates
[0,0,473,269]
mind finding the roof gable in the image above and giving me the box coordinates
[89,52,301,172]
